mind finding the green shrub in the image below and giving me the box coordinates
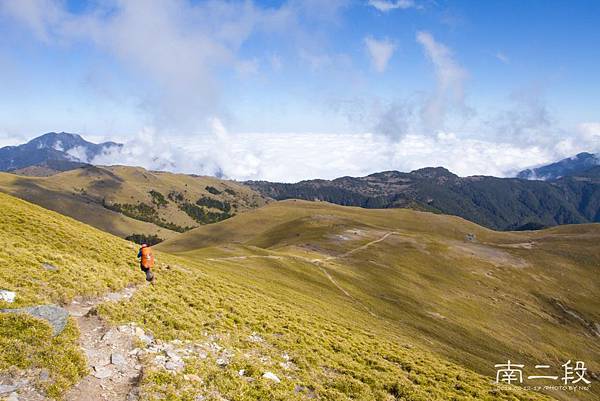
[205,186,222,195]
[149,190,168,208]
[125,233,164,245]
[196,196,231,213]
[178,202,232,224]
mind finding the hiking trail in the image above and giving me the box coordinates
[64,286,143,401]
[208,231,398,318]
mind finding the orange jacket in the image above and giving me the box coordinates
[140,246,155,268]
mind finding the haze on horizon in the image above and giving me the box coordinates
[0,0,599,182]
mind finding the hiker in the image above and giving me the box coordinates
[137,244,155,283]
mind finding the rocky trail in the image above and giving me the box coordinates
[0,285,151,401]
[64,286,143,401]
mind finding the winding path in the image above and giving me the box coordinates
[208,232,399,318]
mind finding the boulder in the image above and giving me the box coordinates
[0,384,18,394]
[111,353,126,366]
[165,360,184,371]
[1,304,68,335]
[0,290,16,303]
[6,392,18,401]
[262,372,280,383]
[93,366,113,379]
[41,263,58,271]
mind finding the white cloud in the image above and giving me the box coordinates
[416,31,469,131]
[299,49,333,71]
[89,123,568,182]
[368,0,417,12]
[488,86,555,145]
[577,122,600,146]
[495,51,510,64]
[0,0,302,132]
[364,36,396,73]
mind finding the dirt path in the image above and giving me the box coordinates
[64,286,143,401]
[209,232,397,318]
[206,255,284,262]
[319,231,398,263]
[313,260,378,317]
[305,231,396,317]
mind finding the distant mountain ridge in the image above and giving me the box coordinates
[3,133,599,231]
[246,165,600,230]
[517,152,599,180]
[0,132,121,172]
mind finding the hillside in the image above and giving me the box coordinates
[0,191,560,400]
[245,167,600,230]
[0,191,141,398]
[0,165,268,241]
[160,200,600,401]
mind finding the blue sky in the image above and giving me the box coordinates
[0,0,599,181]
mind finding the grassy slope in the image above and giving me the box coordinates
[0,165,268,240]
[159,200,599,401]
[0,193,552,401]
[0,191,142,397]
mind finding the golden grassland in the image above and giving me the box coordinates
[0,165,268,239]
[0,191,142,397]
[158,200,599,401]
[0,193,597,400]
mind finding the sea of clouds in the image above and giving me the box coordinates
[84,119,600,183]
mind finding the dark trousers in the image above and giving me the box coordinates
[140,265,154,282]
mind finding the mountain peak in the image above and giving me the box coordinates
[27,132,88,151]
[517,152,599,180]
[0,132,123,173]
[409,166,457,179]
[574,151,595,159]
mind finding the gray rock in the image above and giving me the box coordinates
[6,392,18,401]
[165,350,180,360]
[111,353,126,366]
[104,292,123,302]
[294,385,307,393]
[41,263,58,271]
[129,348,141,356]
[134,327,154,345]
[262,372,280,383]
[0,384,18,394]
[101,328,119,342]
[127,388,140,401]
[165,360,184,371]
[39,369,50,381]
[93,366,113,379]
[1,304,68,335]
[139,334,153,345]
[0,290,16,303]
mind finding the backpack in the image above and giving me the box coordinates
[141,246,155,268]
